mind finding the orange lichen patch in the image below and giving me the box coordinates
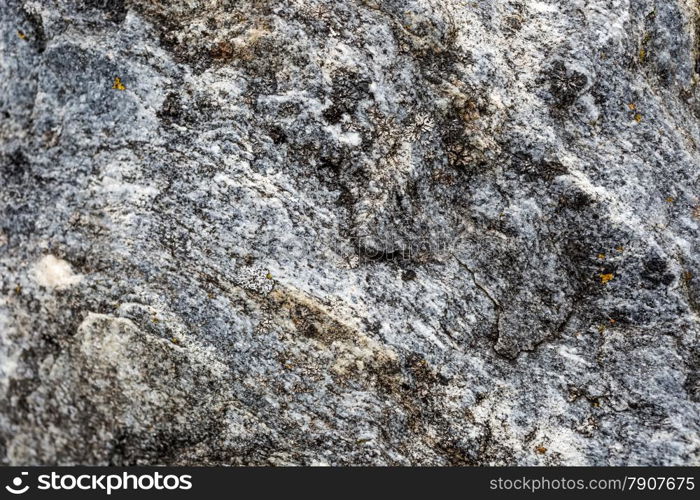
[682,271,693,283]
[627,103,636,111]
[112,77,126,91]
[17,30,27,39]
[633,113,643,123]
[615,245,624,252]
[599,273,614,284]
[535,445,548,454]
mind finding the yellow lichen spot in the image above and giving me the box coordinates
[535,445,547,454]
[665,196,675,203]
[597,324,607,334]
[591,399,601,408]
[597,253,606,260]
[151,316,160,324]
[265,272,273,280]
[171,337,179,344]
[615,245,624,252]
[112,76,126,91]
[638,48,646,62]
[633,113,643,123]
[17,30,27,40]
[599,273,614,284]
[627,103,636,111]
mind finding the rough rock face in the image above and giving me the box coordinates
[1,0,699,465]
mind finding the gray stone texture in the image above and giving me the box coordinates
[1,0,699,465]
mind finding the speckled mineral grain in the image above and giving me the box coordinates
[1,0,700,465]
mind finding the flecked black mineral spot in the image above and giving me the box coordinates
[547,60,588,109]
[401,269,417,281]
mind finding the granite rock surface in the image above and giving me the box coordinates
[1,0,700,465]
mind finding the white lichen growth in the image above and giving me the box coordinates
[32,255,81,290]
